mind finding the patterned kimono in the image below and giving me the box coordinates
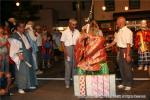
[75,30,109,75]
[9,32,38,89]
[135,30,150,66]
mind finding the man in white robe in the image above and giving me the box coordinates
[9,22,37,94]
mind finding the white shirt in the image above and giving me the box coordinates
[114,26,133,48]
[60,27,80,46]
[17,32,31,49]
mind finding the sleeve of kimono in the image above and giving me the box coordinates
[26,26,37,41]
[28,30,37,41]
[8,38,23,70]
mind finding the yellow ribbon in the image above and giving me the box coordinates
[139,31,147,52]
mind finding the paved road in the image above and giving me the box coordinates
[1,80,150,100]
[1,56,150,100]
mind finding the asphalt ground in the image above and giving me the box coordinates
[1,54,150,100]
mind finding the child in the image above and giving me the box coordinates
[42,34,53,69]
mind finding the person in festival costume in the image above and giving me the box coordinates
[25,21,43,75]
[9,22,38,94]
[75,20,109,75]
[135,20,150,71]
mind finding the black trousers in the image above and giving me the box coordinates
[117,48,133,86]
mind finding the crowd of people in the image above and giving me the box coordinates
[0,16,149,96]
[61,17,150,92]
[0,18,62,95]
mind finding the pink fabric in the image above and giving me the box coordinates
[97,75,104,97]
[91,76,98,96]
[103,75,110,97]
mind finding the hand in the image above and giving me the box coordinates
[126,55,131,63]
[0,89,6,95]
[104,46,108,50]
[105,43,111,50]
[18,53,24,61]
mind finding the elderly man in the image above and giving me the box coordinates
[106,16,133,91]
[61,18,80,88]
